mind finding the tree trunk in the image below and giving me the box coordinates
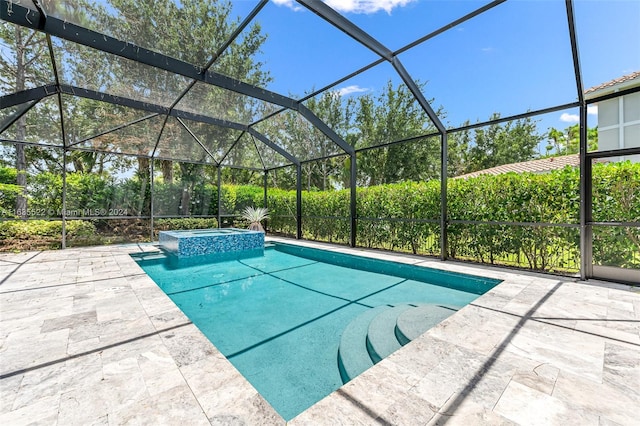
[178,163,191,216]
[161,160,173,183]
[73,158,85,173]
[180,187,191,216]
[342,158,351,189]
[322,161,327,191]
[137,157,150,216]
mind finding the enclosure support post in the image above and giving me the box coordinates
[217,166,222,228]
[579,104,593,279]
[149,159,154,241]
[296,164,302,239]
[61,149,67,249]
[440,132,448,261]
[566,0,589,280]
[350,154,357,248]
[263,171,268,233]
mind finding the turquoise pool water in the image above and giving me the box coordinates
[133,243,500,420]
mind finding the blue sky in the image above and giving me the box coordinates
[229,0,640,147]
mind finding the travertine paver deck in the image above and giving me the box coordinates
[0,239,638,425]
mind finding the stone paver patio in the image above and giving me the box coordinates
[0,238,638,425]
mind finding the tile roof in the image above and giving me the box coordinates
[454,154,580,179]
[585,70,640,95]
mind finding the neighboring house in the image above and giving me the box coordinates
[585,70,640,162]
[455,154,581,179]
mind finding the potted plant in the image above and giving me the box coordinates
[241,206,269,232]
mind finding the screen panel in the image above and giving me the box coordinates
[61,94,154,146]
[328,0,491,52]
[51,37,193,108]
[221,132,264,169]
[253,109,344,162]
[0,21,55,96]
[1,97,63,146]
[176,81,281,125]
[177,117,243,164]
[217,1,378,97]
[0,141,64,220]
[265,166,297,237]
[155,117,213,164]
[74,114,165,157]
[39,0,260,69]
[152,160,217,218]
[399,0,576,128]
[304,61,436,149]
[575,0,640,93]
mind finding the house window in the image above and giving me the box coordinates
[597,91,640,154]
[624,91,640,122]
[598,98,618,128]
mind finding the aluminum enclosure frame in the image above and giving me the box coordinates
[1,0,638,282]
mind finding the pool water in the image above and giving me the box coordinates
[133,243,500,420]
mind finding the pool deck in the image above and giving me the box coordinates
[0,237,638,425]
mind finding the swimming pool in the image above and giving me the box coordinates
[133,242,501,420]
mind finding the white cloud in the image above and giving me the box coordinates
[560,113,580,123]
[272,0,304,12]
[336,85,370,96]
[558,107,597,123]
[327,0,416,14]
[274,0,416,14]
[481,47,495,53]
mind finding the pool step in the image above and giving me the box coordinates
[338,303,459,384]
[395,304,457,345]
[366,304,415,364]
[337,306,390,384]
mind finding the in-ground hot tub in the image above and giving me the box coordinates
[158,228,264,258]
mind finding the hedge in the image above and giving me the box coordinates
[0,163,637,272]
[264,162,639,272]
[0,220,97,250]
[0,220,96,239]
[153,217,218,238]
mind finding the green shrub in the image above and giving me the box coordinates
[65,220,98,238]
[154,217,218,231]
[234,185,264,211]
[0,183,23,217]
[265,188,297,237]
[591,161,640,268]
[302,189,350,243]
[0,220,96,239]
[217,184,263,215]
[0,166,17,184]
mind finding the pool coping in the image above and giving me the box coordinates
[0,237,638,425]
